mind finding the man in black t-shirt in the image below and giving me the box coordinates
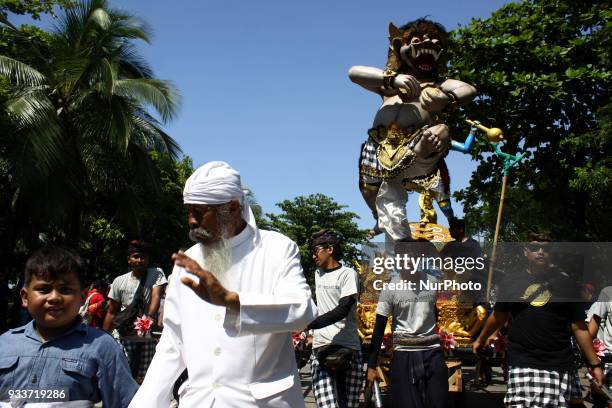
[473,234,604,408]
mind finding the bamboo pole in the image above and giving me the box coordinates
[486,175,508,303]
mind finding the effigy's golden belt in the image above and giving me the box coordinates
[368,123,426,173]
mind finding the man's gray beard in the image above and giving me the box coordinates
[201,238,232,287]
[189,205,237,288]
[189,226,233,288]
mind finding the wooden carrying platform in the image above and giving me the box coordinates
[447,360,463,393]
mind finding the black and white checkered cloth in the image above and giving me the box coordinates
[505,366,580,408]
[359,140,381,176]
[569,368,584,404]
[120,338,157,380]
[310,350,364,408]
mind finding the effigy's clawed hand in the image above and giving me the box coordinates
[415,124,449,157]
[424,130,443,151]
[393,74,421,98]
[419,87,450,112]
[173,251,240,310]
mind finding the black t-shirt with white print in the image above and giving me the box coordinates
[494,269,583,371]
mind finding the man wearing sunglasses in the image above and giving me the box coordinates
[306,229,363,408]
[473,233,604,407]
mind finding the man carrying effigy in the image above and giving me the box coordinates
[349,18,476,241]
[367,240,448,408]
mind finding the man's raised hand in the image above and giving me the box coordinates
[174,251,240,311]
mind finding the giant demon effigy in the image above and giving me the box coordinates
[349,18,477,241]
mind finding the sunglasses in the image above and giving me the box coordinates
[526,243,550,253]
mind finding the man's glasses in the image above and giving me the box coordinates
[526,243,550,253]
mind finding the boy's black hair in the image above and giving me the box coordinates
[24,245,86,287]
[310,229,343,261]
[127,239,151,255]
[91,279,106,292]
[527,231,552,242]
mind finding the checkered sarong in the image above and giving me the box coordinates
[120,338,157,380]
[310,349,364,408]
[505,366,580,408]
[359,140,385,184]
[569,369,584,404]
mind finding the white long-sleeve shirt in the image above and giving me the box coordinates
[129,225,317,408]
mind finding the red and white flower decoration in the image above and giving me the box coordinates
[492,334,508,354]
[593,338,607,358]
[438,330,456,351]
[381,333,393,351]
[134,315,154,337]
[292,331,307,349]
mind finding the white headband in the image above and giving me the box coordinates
[183,161,257,234]
[183,161,243,205]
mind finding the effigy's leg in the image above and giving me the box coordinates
[437,199,455,221]
[436,158,455,222]
[418,192,437,224]
[359,139,384,238]
[360,179,382,238]
[376,178,412,242]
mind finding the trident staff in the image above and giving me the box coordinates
[465,119,525,302]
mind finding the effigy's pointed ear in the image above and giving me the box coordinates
[388,22,402,41]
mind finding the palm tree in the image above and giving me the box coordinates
[0,0,181,243]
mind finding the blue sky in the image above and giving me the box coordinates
[14,0,512,229]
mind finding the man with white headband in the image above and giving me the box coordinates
[130,161,318,408]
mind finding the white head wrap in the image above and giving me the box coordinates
[183,161,257,231]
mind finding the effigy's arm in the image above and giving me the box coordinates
[348,65,388,94]
[439,79,477,107]
[451,127,476,153]
[419,79,477,113]
[348,65,420,98]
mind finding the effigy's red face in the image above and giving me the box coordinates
[399,26,446,78]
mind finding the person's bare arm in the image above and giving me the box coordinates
[147,285,165,324]
[572,321,605,385]
[103,298,121,332]
[589,314,602,338]
[473,310,509,353]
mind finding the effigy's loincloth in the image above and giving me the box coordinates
[359,123,427,180]
[402,170,443,194]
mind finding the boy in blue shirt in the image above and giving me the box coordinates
[0,245,138,407]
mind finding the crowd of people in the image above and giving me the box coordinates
[0,161,609,408]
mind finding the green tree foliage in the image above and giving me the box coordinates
[0,1,188,286]
[137,153,193,274]
[1,0,76,20]
[0,0,181,245]
[447,0,611,241]
[266,194,368,286]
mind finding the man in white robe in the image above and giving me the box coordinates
[129,161,318,408]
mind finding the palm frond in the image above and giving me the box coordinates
[97,57,115,96]
[127,142,160,193]
[108,95,133,154]
[132,108,182,158]
[114,78,180,122]
[117,44,153,79]
[51,54,91,97]
[5,92,64,174]
[0,55,46,86]
[107,10,151,43]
